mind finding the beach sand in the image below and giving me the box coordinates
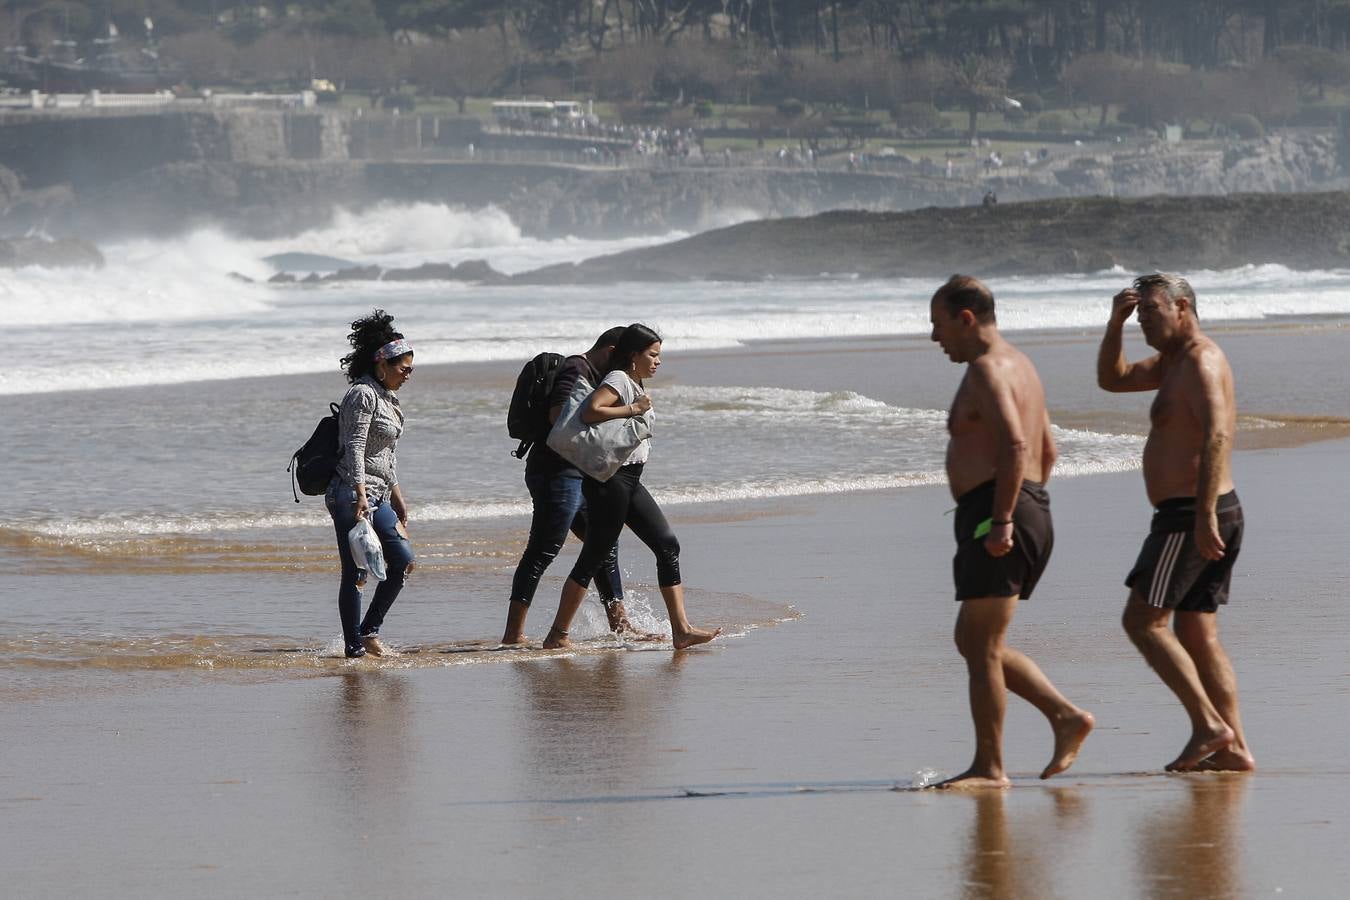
[5,328,1349,897]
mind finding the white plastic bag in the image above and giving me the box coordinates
[347,516,387,584]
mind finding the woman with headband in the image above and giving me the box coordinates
[327,309,416,658]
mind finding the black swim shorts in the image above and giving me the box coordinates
[1125,491,1244,613]
[952,480,1054,602]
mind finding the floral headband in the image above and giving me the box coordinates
[373,338,412,362]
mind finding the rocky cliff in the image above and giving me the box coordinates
[514,192,1350,282]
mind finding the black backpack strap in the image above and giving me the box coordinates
[513,439,531,459]
[287,452,301,503]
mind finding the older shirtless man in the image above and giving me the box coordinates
[930,275,1095,789]
[1098,273,1256,773]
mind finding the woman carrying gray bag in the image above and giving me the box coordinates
[542,323,720,650]
[546,372,652,482]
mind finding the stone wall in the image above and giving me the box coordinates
[0,109,1346,240]
[0,109,348,190]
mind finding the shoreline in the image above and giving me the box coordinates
[9,309,1350,895]
[8,435,1350,897]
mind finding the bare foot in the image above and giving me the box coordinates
[615,622,664,642]
[361,635,396,657]
[1041,709,1095,779]
[672,627,720,650]
[501,601,529,647]
[541,626,572,650]
[936,770,1012,790]
[1165,724,1235,772]
[605,602,630,632]
[1194,748,1257,773]
[606,608,663,642]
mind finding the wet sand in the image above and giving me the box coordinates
[5,435,1350,896]
[6,323,1350,896]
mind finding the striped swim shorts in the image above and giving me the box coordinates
[1125,491,1244,613]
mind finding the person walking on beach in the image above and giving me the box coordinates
[1098,273,1255,773]
[503,326,645,645]
[327,309,416,659]
[542,324,720,651]
[930,275,1095,789]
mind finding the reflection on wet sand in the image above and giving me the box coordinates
[510,653,689,790]
[328,671,415,809]
[1133,776,1248,899]
[959,787,1090,899]
[960,792,1014,900]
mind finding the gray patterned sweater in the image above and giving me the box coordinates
[334,375,404,501]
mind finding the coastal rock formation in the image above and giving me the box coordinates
[0,235,104,268]
[268,258,507,284]
[1011,133,1342,199]
[512,192,1350,282]
[0,164,20,206]
[0,108,1347,240]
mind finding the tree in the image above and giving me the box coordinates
[411,30,509,112]
[1115,61,1201,132]
[1272,44,1350,99]
[943,53,1010,141]
[586,42,664,102]
[1063,52,1135,126]
[653,40,738,104]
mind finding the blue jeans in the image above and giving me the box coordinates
[510,472,623,606]
[326,481,415,652]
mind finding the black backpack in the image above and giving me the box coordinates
[507,352,564,459]
[288,402,342,501]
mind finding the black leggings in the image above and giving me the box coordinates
[569,464,682,588]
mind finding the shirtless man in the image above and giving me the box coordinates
[930,275,1095,789]
[1098,273,1255,773]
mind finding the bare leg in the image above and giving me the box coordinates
[938,596,1015,789]
[1122,595,1234,771]
[658,584,719,650]
[1174,612,1256,772]
[501,599,530,645]
[543,579,587,649]
[1000,647,1095,779]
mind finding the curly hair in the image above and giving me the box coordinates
[340,309,407,384]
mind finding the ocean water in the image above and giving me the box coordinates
[5,202,1350,545]
[7,203,1350,896]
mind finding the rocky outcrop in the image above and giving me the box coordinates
[512,192,1350,282]
[0,235,104,268]
[0,164,21,207]
[990,133,1343,199]
[13,160,369,238]
[267,258,507,284]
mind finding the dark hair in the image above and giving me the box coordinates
[932,274,996,324]
[1133,272,1198,317]
[590,326,628,352]
[605,323,662,378]
[340,308,408,384]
